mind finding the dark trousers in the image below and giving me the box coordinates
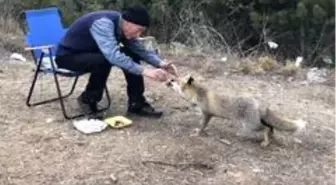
[55,47,146,106]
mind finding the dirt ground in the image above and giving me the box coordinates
[0,48,335,185]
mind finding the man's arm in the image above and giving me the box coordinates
[89,17,144,75]
[124,38,163,68]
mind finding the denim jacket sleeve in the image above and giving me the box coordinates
[124,38,163,68]
[89,17,144,75]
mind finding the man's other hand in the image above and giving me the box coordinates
[159,60,178,77]
[142,68,168,81]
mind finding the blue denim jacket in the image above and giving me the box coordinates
[90,17,162,75]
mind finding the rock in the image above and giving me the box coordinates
[306,67,327,84]
[46,118,53,123]
[221,56,228,62]
[109,174,118,183]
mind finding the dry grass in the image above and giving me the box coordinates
[0,16,21,35]
[278,60,299,77]
[0,16,25,53]
[236,56,278,75]
[258,56,280,71]
[235,55,302,78]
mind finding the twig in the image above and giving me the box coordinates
[205,26,231,53]
[227,19,249,56]
[320,126,335,133]
[307,21,328,66]
[216,138,232,145]
[170,106,190,111]
[141,160,214,170]
[171,2,199,42]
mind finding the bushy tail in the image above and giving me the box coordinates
[261,108,307,133]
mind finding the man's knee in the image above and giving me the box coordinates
[55,53,112,73]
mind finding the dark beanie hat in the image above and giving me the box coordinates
[122,4,150,27]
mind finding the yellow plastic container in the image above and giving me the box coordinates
[104,116,133,129]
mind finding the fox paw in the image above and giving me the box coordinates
[198,130,209,137]
[260,140,269,147]
[190,129,208,137]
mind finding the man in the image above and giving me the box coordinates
[55,4,177,118]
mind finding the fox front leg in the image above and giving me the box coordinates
[198,113,212,136]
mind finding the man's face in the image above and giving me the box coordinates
[122,20,146,39]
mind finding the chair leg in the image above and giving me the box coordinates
[57,75,79,99]
[104,87,111,110]
[26,52,44,107]
[67,76,79,97]
[57,85,111,120]
[26,47,80,107]
[26,74,79,107]
[27,50,112,120]
[47,52,82,120]
[52,70,69,119]
[49,57,111,119]
[28,71,111,120]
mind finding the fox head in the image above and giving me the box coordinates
[166,74,196,99]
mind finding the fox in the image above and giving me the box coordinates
[166,74,307,147]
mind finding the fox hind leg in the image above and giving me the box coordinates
[260,126,273,147]
[198,113,212,136]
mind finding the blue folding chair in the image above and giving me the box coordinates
[21,7,111,119]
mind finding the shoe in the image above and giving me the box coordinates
[127,102,163,118]
[77,93,99,114]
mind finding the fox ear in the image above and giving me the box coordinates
[187,75,194,85]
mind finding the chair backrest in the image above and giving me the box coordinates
[23,7,66,61]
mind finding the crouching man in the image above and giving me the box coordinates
[55,4,177,118]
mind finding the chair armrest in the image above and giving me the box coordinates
[137,36,155,41]
[25,45,55,51]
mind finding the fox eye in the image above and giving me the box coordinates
[170,79,175,82]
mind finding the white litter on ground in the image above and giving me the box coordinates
[73,119,108,134]
[295,56,303,67]
[10,53,27,62]
[267,41,279,49]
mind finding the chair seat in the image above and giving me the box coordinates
[37,56,85,77]
[55,68,85,77]
[38,67,85,77]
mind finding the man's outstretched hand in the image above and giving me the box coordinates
[142,68,168,82]
[159,60,178,77]
[141,59,178,82]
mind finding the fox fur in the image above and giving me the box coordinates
[166,75,307,147]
